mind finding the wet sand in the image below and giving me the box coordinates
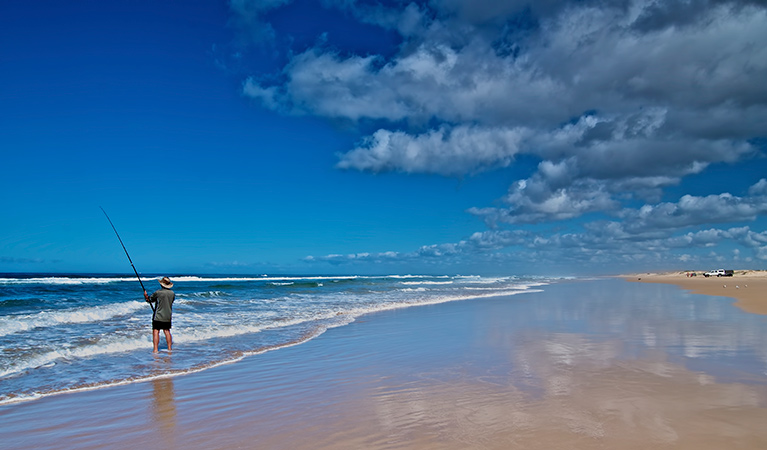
[627,270,767,315]
[1,279,766,449]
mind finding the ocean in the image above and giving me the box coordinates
[0,273,549,405]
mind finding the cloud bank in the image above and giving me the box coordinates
[234,0,767,271]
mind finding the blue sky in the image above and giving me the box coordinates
[1,0,766,276]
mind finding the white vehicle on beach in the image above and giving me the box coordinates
[703,269,732,277]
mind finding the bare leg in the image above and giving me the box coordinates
[152,329,160,353]
[163,329,172,352]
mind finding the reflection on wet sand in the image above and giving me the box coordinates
[212,281,767,449]
[151,377,176,445]
[358,333,767,450]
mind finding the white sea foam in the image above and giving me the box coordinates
[0,335,151,378]
[0,301,145,337]
[180,291,229,298]
[0,312,344,379]
[173,315,333,343]
[456,277,509,284]
[170,275,362,283]
[337,288,543,318]
[0,277,138,285]
[385,274,450,279]
[462,284,541,291]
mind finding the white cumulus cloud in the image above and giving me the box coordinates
[233,0,767,270]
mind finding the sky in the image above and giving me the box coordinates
[1,0,766,276]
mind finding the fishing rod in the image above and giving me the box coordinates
[100,207,156,315]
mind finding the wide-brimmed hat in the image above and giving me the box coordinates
[159,277,174,289]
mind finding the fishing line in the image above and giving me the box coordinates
[100,207,156,317]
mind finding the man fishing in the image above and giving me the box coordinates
[144,277,175,353]
[101,208,177,353]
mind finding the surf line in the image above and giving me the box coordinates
[100,207,156,319]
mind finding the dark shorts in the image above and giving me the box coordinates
[152,320,172,330]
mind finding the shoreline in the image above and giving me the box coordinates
[0,285,545,407]
[625,270,767,315]
[3,278,767,449]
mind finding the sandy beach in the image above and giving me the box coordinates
[627,270,767,315]
[2,278,766,449]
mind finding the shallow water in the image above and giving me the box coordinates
[0,273,546,404]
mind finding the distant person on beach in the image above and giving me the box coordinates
[144,277,175,353]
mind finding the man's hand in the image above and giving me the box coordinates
[144,290,150,302]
